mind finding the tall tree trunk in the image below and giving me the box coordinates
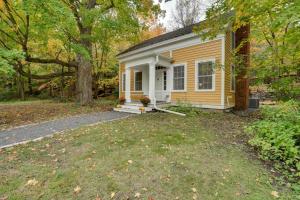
[76,28,93,105]
[27,67,33,95]
[17,71,25,100]
[60,66,65,99]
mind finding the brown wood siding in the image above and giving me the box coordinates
[224,31,235,106]
[171,39,222,106]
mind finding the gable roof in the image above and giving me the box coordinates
[118,22,201,56]
[118,12,234,57]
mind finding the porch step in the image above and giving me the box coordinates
[122,104,153,112]
[113,104,154,114]
[113,108,142,114]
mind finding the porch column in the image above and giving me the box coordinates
[148,62,156,105]
[125,67,131,103]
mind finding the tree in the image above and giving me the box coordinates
[0,0,161,104]
[170,0,204,29]
[200,0,300,100]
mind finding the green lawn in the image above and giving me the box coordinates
[0,112,296,199]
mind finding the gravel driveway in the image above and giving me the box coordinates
[0,111,132,148]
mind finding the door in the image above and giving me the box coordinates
[155,70,167,101]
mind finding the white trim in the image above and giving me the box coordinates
[133,70,143,92]
[171,63,187,92]
[118,33,197,59]
[221,36,225,106]
[194,58,216,92]
[119,35,225,63]
[121,72,126,92]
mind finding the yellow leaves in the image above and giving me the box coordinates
[74,185,81,194]
[47,39,64,58]
[128,160,133,164]
[26,178,38,186]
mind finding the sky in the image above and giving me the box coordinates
[154,0,212,31]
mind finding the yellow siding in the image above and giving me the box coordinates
[171,39,222,105]
[119,37,235,108]
[161,51,171,58]
[224,31,235,106]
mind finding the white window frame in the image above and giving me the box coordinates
[195,58,216,92]
[134,70,143,92]
[230,64,236,92]
[122,72,126,92]
[172,63,187,92]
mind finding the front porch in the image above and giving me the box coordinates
[123,55,173,106]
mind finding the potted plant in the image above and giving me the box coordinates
[140,96,150,107]
[119,96,126,105]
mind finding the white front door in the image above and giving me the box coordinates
[155,70,168,101]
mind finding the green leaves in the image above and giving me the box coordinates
[246,100,300,181]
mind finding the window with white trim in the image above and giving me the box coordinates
[196,61,215,90]
[173,65,185,90]
[122,73,126,92]
[231,65,236,91]
[134,71,142,91]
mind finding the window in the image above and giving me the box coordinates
[134,71,142,91]
[231,32,236,50]
[173,65,185,91]
[196,60,215,91]
[231,65,236,91]
[163,71,167,91]
[122,73,126,92]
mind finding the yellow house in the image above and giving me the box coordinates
[117,22,248,111]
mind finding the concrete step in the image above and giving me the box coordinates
[113,108,142,114]
[121,105,153,112]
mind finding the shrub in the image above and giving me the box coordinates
[167,104,202,116]
[140,96,150,107]
[246,100,300,178]
[119,96,125,105]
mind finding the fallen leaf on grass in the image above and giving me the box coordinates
[95,194,102,200]
[271,191,279,198]
[128,160,133,164]
[111,192,115,198]
[191,188,197,193]
[26,179,38,186]
[134,192,141,198]
[74,186,81,194]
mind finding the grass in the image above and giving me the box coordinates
[0,98,117,130]
[0,111,297,200]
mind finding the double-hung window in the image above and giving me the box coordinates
[196,60,215,91]
[134,71,142,91]
[173,65,185,91]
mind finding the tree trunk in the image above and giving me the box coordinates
[60,66,65,99]
[17,72,25,100]
[27,67,33,95]
[76,29,93,105]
